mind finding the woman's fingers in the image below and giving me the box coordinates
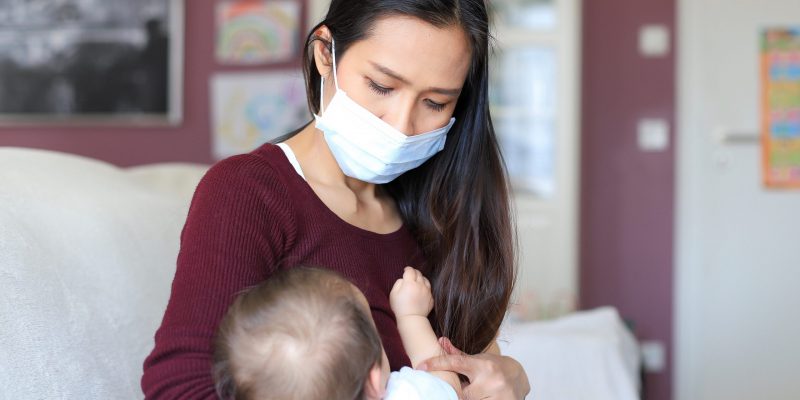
[426,338,530,400]
[439,337,464,355]
[419,338,476,380]
[418,353,477,379]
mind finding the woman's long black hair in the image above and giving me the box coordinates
[299,0,515,356]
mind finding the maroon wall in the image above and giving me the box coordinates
[0,1,305,168]
[580,1,675,400]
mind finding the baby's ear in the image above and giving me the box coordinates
[363,363,386,400]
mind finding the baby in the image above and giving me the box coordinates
[212,266,460,400]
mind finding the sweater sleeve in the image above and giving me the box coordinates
[141,154,295,399]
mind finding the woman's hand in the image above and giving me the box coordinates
[418,337,530,400]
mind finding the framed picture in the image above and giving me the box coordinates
[216,0,301,66]
[211,71,310,160]
[0,0,184,125]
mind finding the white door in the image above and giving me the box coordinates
[490,0,581,320]
[676,1,800,399]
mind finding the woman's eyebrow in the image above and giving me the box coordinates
[369,61,461,97]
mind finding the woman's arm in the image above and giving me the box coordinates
[419,337,530,400]
[390,267,462,397]
[141,155,294,399]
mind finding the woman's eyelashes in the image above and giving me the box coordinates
[368,79,392,96]
[424,99,446,112]
[367,79,448,112]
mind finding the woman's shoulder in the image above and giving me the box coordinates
[189,143,302,221]
[200,143,295,192]
[205,142,286,179]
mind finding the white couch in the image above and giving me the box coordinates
[0,148,208,400]
[0,147,640,400]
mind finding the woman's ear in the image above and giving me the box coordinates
[363,363,386,400]
[313,26,334,79]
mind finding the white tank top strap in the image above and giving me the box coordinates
[276,142,306,181]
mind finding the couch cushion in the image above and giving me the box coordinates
[498,307,641,400]
[0,148,208,400]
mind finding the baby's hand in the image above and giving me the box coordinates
[390,267,434,318]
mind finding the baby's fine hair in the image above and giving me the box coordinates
[212,267,384,400]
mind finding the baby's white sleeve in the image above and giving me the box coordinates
[384,367,458,400]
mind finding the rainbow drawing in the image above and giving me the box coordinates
[216,0,300,65]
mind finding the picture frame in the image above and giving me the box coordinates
[0,0,184,125]
[210,70,310,160]
[215,0,301,66]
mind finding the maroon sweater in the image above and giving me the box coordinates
[141,143,426,399]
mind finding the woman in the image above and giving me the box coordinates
[142,1,530,399]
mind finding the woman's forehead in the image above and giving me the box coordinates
[344,15,471,90]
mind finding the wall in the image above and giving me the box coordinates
[676,0,800,399]
[580,1,676,400]
[0,1,307,168]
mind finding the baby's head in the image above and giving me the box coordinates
[213,267,391,400]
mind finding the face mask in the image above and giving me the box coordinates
[314,40,456,184]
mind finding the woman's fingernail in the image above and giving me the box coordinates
[442,338,453,349]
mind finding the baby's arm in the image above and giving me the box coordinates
[390,267,461,396]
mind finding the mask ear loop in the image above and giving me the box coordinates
[319,39,339,115]
[319,77,325,114]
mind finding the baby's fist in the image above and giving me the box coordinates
[390,267,434,318]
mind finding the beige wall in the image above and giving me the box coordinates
[307,0,328,27]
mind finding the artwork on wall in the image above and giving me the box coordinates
[216,0,301,66]
[211,71,310,159]
[762,27,800,188]
[0,0,184,124]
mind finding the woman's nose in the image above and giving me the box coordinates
[381,99,416,136]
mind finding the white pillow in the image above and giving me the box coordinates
[0,148,207,400]
[498,307,641,400]
[126,163,209,201]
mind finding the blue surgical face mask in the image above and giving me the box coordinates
[314,40,456,184]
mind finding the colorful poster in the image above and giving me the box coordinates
[211,71,310,159]
[216,0,300,65]
[762,28,800,188]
